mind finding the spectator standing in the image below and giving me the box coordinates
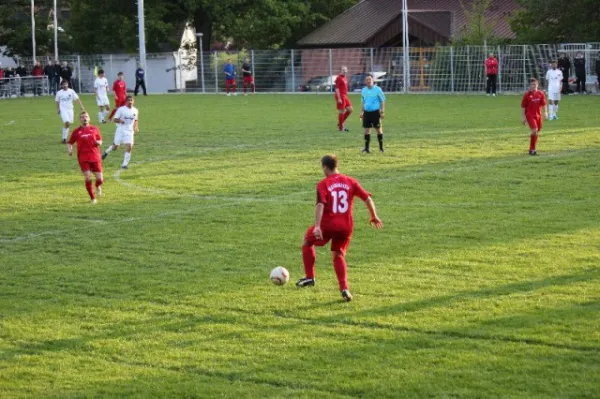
[485,53,499,96]
[557,53,571,95]
[16,63,27,95]
[60,61,73,89]
[31,61,44,96]
[573,52,587,94]
[596,55,600,93]
[0,64,4,97]
[44,61,55,94]
[53,60,62,93]
[134,64,147,96]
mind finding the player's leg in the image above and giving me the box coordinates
[250,78,255,94]
[63,121,71,143]
[376,125,384,153]
[527,117,540,155]
[142,80,147,96]
[341,98,353,130]
[582,75,587,93]
[232,81,237,95]
[492,75,497,95]
[486,74,491,95]
[121,142,133,169]
[134,81,139,96]
[554,99,560,119]
[297,226,328,287]
[331,236,352,301]
[81,168,96,203]
[225,80,230,95]
[243,77,248,95]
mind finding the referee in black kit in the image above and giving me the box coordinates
[360,74,386,153]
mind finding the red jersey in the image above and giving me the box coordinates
[113,80,127,99]
[316,173,371,233]
[31,66,43,77]
[68,125,102,162]
[335,74,348,96]
[521,90,547,117]
[485,57,498,75]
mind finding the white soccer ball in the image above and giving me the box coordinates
[270,266,290,286]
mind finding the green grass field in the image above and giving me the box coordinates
[1,93,600,398]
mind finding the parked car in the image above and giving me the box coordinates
[298,75,337,92]
[350,72,387,92]
[378,76,403,92]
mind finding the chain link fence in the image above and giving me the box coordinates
[1,43,599,97]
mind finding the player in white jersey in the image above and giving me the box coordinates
[55,80,85,143]
[545,61,563,120]
[93,69,110,124]
[102,95,139,169]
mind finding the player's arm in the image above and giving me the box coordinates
[378,89,386,118]
[313,202,325,240]
[543,98,549,120]
[364,197,383,228]
[55,100,60,114]
[134,119,139,133]
[335,87,342,103]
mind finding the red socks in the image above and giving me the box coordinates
[95,179,103,188]
[85,180,95,199]
[342,111,351,123]
[108,108,116,120]
[302,245,316,279]
[333,255,349,291]
[338,113,345,129]
[530,134,538,151]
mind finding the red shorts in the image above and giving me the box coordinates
[526,115,542,131]
[225,78,236,85]
[336,94,352,110]
[79,160,102,173]
[243,76,254,84]
[304,225,352,254]
[115,97,126,108]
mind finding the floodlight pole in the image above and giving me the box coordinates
[196,33,205,93]
[137,0,147,85]
[30,0,36,62]
[53,0,58,59]
[402,0,409,93]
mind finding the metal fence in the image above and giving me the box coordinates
[0,76,50,98]
[1,43,599,97]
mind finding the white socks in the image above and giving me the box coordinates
[98,112,104,122]
[123,152,131,167]
[62,128,68,140]
[104,146,114,154]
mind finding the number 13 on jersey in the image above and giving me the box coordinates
[331,190,349,214]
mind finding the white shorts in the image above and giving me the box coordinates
[96,94,110,106]
[60,109,74,124]
[114,128,134,145]
[548,90,561,101]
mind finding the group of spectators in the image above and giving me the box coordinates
[0,60,74,97]
[485,51,600,96]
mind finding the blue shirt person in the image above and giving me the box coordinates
[360,75,386,153]
[223,58,237,95]
[134,64,147,96]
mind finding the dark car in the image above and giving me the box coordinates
[378,76,403,92]
[298,75,336,92]
[349,72,387,92]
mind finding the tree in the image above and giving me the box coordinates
[510,0,600,43]
[453,0,503,45]
[0,0,71,58]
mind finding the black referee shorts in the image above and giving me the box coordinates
[363,110,381,129]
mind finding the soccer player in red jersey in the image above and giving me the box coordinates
[108,72,127,120]
[521,78,548,156]
[67,111,104,204]
[296,155,383,301]
[334,66,353,132]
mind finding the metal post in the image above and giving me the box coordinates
[291,49,295,93]
[77,55,81,93]
[214,51,218,93]
[179,53,183,93]
[402,0,409,93]
[467,45,471,91]
[53,0,58,59]
[522,45,527,90]
[251,49,255,92]
[137,0,147,87]
[370,48,374,72]
[497,45,502,94]
[196,33,205,93]
[30,0,36,62]
[450,47,455,93]
[328,48,333,93]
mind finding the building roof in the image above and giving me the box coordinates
[298,0,519,47]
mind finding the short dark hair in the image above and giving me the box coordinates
[530,78,538,83]
[126,95,134,101]
[117,72,124,76]
[365,73,374,78]
[98,69,104,74]
[321,155,338,171]
[61,80,68,85]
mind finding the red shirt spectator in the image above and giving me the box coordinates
[485,55,499,76]
[32,62,43,77]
